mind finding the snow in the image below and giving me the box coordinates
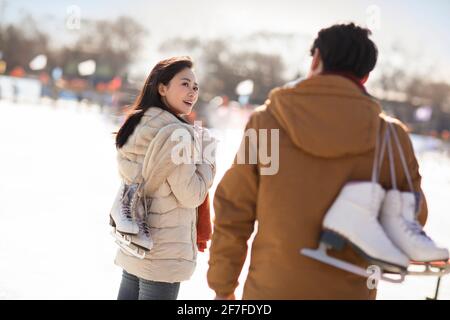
[0,99,448,300]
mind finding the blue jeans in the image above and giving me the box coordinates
[117,270,180,300]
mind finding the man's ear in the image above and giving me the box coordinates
[307,48,323,78]
[158,83,167,96]
[312,48,322,71]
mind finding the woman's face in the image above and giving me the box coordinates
[158,68,199,115]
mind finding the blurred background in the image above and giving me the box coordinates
[0,0,449,300]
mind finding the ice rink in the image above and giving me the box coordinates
[0,99,449,300]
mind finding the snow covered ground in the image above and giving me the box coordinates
[0,99,449,300]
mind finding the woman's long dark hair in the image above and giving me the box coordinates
[115,56,193,148]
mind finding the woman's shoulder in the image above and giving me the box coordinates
[152,123,196,147]
[136,109,194,144]
[140,107,186,129]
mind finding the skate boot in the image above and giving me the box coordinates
[380,190,449,270]
[302,182,410,280]
[380,121,449,275]
[323,182,410,272]
[129,217,154,252]
[116,198,153,260]
[110,183,140,235]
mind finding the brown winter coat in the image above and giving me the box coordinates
[207,75,427,299]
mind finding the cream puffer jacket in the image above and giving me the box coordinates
[114,107,216,283]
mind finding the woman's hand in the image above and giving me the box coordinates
[193,126,217,167]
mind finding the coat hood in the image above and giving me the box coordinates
[267,75,382,158]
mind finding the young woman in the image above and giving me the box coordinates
[113,56,216,300]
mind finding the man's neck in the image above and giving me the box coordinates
[321,71,368,94]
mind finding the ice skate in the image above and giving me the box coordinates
[380,122,450,277]
[115,239,147,259]
[301,124,410,283]
[380,190,450,277]
[110,183,140,236]
[301,182,410,283]
[111,229,132,245]
[115,218,153,259]
[381,190,449,266]
[131,217,153,249]
[116,197,153,259]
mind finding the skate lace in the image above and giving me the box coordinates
[121,202,133,220]
[138,219,150,236]
[118,184,130,219]
[121,184,139,221]
[405,219,432,242]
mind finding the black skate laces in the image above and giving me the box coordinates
[121,182,142,221]
[120,174,151,231]
[121,202,133,220]
[137,219,150,235]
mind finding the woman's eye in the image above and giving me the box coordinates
[193,87,199,92]
[182,82,189,87]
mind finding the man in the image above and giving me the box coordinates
[207,23,428,299]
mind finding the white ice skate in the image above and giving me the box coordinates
[381,190,449,265]
[131,217,153,249]
[301,182,410,282]
[110,183,140,235]
[115,240,146,259]
[115,197,153,259]
[301,123,410,283]
[118,218,153,259]
[380,123,449,276]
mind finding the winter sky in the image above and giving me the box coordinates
[3,0,450,82]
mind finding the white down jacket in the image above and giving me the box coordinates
[114,107,216,283]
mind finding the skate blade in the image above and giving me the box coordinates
[407,260,450,277]
[321,229,408,275]
[301,245,405,283]
[115,240,146,259]
[110,230,131,245]
[131,241,154,251]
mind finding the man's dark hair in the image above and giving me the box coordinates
[310,23,378,79]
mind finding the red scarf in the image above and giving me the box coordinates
[196,193,212,252]
[321,71,368,94]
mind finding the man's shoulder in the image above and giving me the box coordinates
[379,113,410,133]
[245,104,280,130]
[379,113,413,149]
